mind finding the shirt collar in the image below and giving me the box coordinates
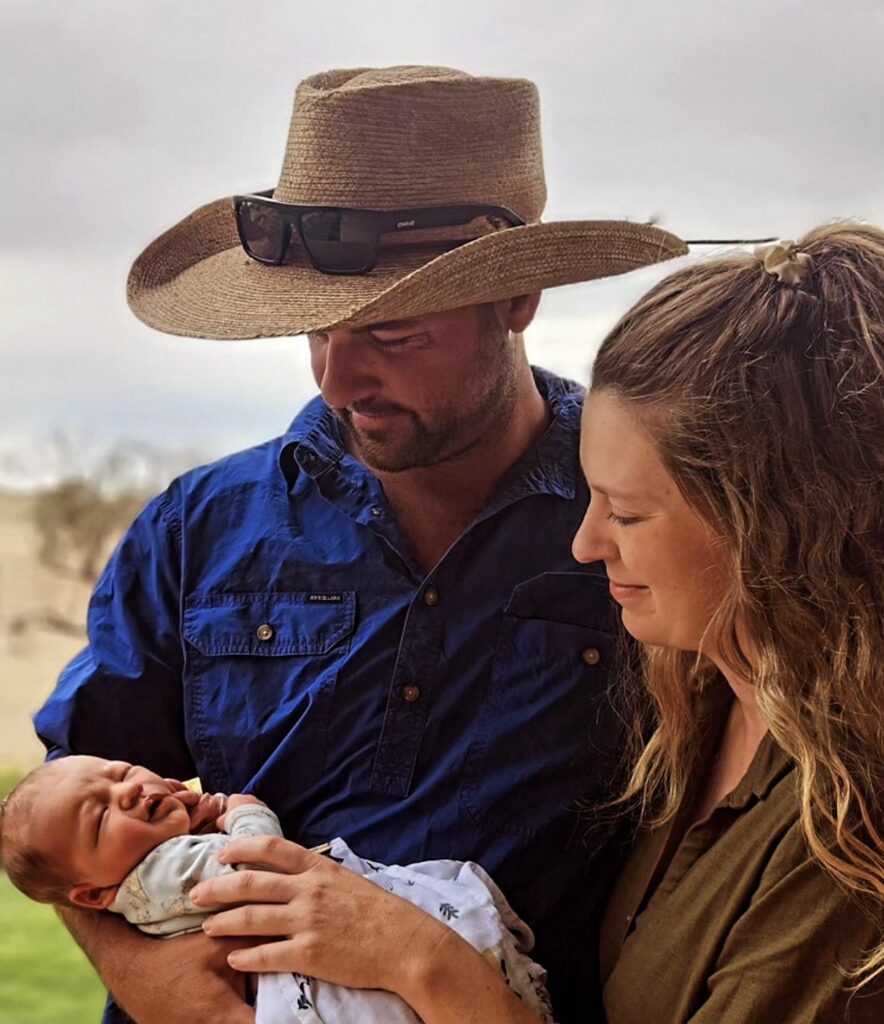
[278,395,347,488]
[277,366,585,499]
[691,678,793,812]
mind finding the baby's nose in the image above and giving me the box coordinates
[115,779,143,810]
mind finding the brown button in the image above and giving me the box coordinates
[256,623,274,641]
[581,647,601,666]
[402,684,421,703]
[423,587,440,606]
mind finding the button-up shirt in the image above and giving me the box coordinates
[36,368,623,1023]
[600,684,884,1023]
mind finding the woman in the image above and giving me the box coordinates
[191,224,884,1023]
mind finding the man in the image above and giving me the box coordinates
[35,66,686,1023]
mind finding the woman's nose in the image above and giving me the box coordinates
[572,501,618,565]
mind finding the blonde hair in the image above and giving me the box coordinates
[592,224,884,981]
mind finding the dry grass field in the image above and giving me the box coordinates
[0,491,91,770]
[0,491,111,1022]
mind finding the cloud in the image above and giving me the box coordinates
[2,0,883,479]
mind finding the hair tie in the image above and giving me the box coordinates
[754,241,812,286]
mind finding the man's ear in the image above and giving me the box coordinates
[68,883,119,910]
[501,292,542,334]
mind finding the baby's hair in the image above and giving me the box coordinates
[0,761,75,905]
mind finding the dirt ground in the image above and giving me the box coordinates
[0,493,93,769]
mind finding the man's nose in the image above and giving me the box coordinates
[572,501,618,565]
[313,330,380,410]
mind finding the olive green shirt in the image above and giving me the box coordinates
[600,699,884,1023]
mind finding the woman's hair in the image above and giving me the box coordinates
[0,762,73,905]
[592,223,884,981]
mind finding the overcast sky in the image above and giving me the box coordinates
[2,0,883,485]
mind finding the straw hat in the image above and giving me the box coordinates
[127,65,688,340]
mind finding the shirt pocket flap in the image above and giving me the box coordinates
[183,591,356,656]
[503,571,617,632]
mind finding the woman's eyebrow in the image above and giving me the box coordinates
[589,482,647,502]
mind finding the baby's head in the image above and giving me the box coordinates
[0,755,191,909]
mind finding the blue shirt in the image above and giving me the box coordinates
[36,368,624,1023]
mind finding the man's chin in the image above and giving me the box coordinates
[354,443,421,474]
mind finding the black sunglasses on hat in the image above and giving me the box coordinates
[233,190,525,275]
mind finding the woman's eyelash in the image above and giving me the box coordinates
[607,512,643,526]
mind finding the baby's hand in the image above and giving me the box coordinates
[185,792,228,834]
[218,793,267,831]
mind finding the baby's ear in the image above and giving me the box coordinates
[68,883,118,910]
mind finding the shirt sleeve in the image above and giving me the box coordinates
[111,833,233,936]
[688,829,884,1024]
[224,803,285,840]
[33,489,195,780]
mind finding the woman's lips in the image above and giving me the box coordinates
[609,581,650,603]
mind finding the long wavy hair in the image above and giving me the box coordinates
[592,224,884,981]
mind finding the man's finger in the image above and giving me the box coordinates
[192,869,298,907]
[218,836,318,874]
[227,939,311,975]
[203,904,297,938]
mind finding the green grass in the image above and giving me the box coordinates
[0,769,107,1024]
[0,767,23,802]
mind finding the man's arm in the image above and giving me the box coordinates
[34,490,196,778]
[57,906,255,1024]
[34,490,241,1020]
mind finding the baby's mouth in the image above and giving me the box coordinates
[144,793,165,820]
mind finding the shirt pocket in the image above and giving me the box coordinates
[182,591,356,792]
[460,571,622,839]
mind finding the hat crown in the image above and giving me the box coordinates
[274,65,547,221]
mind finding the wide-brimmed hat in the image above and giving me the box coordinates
[127,65,688,340]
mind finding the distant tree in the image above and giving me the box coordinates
[29,478,145,586]
[6,438,204,641]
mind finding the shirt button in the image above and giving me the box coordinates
[423,587,439,606]
[581,647,601,666]
[370,506,383,517]
[256,623,274,641]
[402,684,421,703]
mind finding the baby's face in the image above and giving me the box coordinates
[35,756,192,890]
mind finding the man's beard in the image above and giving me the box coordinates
[335,310,520,473]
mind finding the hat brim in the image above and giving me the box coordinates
[127,198,688,339]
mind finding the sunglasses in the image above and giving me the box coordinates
[233,190,525,275]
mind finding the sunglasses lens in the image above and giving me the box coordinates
[299,210,378,273]
[238,201,288,263]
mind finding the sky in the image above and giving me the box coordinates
[2,0,883,485]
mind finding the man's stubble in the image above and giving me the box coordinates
[338,307,521,474]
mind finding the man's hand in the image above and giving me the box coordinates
[58,904,257,1024]
[192,837,450,995]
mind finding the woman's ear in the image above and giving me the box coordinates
[68,883,119,910]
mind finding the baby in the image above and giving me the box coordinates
[0,756,553,1023]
